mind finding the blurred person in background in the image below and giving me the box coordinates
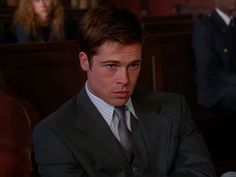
[14,0,64,42]
[192,0,236,112]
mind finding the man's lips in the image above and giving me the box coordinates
[113,91,130,98]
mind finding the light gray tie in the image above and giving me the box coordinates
[114,106,133,155]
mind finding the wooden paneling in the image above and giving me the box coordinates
[0,40,86,119]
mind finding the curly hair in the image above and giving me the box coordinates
[14,0,64,39]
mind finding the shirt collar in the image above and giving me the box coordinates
[216,8,233,26]
[85,82,137,126]
[125,98,137,118]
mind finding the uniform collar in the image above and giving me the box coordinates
[215,8,233,26]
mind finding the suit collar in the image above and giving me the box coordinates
[74,89,172,171]
[131,91,173,171]
[74,87,130,165]
[215,8,233,25]
[212,10,230,29]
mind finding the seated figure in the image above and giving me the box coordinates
[14,0,65,42]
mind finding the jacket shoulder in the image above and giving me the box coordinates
[134,90,187,110]
[195,13,215,28]
[33,96,77,132]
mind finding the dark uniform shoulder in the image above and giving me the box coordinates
[197,12,214,25]
[193,12,215,33]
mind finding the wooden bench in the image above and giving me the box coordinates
[143,19,195,34]
[141,14,193,23]
[0,40,86,122]
[0,89,37,177]
[142,32,197,109]
[0,7,15,42]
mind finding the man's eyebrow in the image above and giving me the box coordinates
[101,59,142,64]
[128,59,142,64]
[101,60,120,64]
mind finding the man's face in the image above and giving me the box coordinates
[80,42,142,106]
[216,0,236,15]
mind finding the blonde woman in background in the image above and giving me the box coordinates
[14,0,64,42]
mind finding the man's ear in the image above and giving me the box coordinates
[79,52,90,71]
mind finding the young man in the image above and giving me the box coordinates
[33,5,216,177]
[192,0,236,111]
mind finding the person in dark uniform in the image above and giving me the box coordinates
[193,1,236,174]
[193,0,236,111]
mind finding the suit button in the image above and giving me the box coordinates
[224,48,228,53]
[132,166,142,175]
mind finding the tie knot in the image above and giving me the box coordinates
[114,106,126,120]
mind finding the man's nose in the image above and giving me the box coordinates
[117,68,129,84]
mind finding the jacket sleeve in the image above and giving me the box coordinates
[33,124,88,177]
[169,96,216,177]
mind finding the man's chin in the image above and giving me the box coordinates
[112,98,129,107]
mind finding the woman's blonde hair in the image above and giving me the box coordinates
[14,0,64,39]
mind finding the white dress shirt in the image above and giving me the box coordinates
[216,8,233,26]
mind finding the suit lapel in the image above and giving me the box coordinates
[72,88,173,172]
[212,10,227,29]
[212,10,234,41]
[73,87,129,167]
[132,93,173,172]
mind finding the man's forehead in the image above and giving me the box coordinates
[99,41,141,52]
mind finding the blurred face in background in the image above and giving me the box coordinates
[32,0,53,23]
[215,0,236,15]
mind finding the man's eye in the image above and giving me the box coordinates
[129,63,140,70]
[105,64,117,70]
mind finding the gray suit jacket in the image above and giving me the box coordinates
[192,10,236,108]
[33,87,216,177]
